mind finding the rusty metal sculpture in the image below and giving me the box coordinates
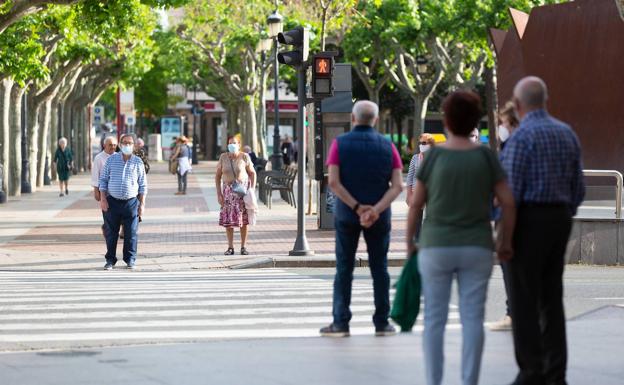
[490,0,624,171]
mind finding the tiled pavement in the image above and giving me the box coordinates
[0,161,409,271]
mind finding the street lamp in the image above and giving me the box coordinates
[267,9,283,170]
[416,55,428,75]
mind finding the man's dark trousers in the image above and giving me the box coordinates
[504,205,572,385]
[104,196,139,265]
[333,216,391,329]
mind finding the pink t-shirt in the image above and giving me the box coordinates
[326,139,403,169]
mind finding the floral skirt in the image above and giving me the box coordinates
[219,183,249,228]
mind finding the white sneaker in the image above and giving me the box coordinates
[488,315,512,331]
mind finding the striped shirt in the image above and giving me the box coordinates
[405,154,421,187]
[500,109,584,214]
[99,152,147,200]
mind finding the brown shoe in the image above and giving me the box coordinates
[175,192,184,195]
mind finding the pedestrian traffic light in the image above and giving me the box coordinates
[277,26,309,67]
[312,54,335,99]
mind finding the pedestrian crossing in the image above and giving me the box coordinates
[0,269,460,350]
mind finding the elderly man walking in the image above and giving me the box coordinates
[320,100,404,337]
[501,77,585,385]
[99,134,147,270]
[91,135,118,237]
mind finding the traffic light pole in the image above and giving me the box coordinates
[289,66,314,256]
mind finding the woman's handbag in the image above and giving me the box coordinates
[228,157,248,197]
[168,159,177,174]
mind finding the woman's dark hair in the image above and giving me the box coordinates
[442,90,483,137]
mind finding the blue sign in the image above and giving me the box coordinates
[161,116,182,149]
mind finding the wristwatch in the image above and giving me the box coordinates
[352,202,360,212]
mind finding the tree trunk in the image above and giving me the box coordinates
[27,93,40,192]
[0,78,13,194]
[49,98,60,181]
[37,99,52,187]
[411,98,425,147]
[395,116,403,156]
[484,65,498,153]
[8,86,25,196]
[244,96,259,153]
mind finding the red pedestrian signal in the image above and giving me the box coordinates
[312,54,335,99]
[315,58,331,75]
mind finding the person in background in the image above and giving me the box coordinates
[99,134,147,270]
[500,77,584,385]
[91,136,118,237]
[488,100,521,332]
[497,101,520,151]
[216,136,256,255]
[469,128,480,143]
[406,90,516,385]
[53,137,73,197]
[134,137,150,174]
[405,133,436,206]
[320,100,404,338]
[281,135,294,166]
[171,136,192,195]
[243,145,258,166]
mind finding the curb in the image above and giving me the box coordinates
[230,256,408,269]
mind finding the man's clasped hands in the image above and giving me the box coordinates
[355,205,380,228]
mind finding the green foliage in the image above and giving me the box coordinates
[0,16,48,85]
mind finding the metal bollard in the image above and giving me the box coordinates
[0,163,6,204]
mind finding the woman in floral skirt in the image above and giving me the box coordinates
[215,136,256,255]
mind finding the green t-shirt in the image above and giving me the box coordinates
[416,145,506,249]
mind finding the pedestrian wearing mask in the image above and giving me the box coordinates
[91,136,118,237]
[406,133,436,206]
[215,136,256,255]
[469,128,481,143]
[99,134,147,270]
[488,100,521,332]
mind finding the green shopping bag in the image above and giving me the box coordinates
[390,252,422,332]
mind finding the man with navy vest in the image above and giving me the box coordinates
[320,100,404,337]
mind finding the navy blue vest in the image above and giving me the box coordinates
[335,125,394,223]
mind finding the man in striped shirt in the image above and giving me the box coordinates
[500,77,584,385]
[99,134,148,270]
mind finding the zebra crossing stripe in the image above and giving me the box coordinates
[0,269,461,347]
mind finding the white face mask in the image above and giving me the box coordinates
[419,144,430,153]
[228,143,240,153]
[121,145,133,155]
[469,131,479,143]
[498,125,510,142]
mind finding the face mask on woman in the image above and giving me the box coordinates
[419,144,430,153]
[228,143,240,153]
[121,145,133,155]
[498,125,510,142]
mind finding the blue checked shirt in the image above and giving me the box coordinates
[99,152,147,200]
[500,109,585,214]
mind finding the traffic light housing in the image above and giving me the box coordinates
[277,26,309,67]
[312,54,335,98]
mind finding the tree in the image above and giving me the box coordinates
[342,1,393,106]
[177,0,276,156]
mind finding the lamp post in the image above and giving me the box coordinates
[416,55,428,75]
[267,9,283,170]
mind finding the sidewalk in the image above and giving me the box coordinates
[0,161,409,271]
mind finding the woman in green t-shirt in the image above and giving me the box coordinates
[406,91,516,385]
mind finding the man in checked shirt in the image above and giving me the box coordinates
[500,77,585,385]
[99,134,148,270]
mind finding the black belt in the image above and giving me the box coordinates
[109,196,136,202]
[519,202,568,209]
